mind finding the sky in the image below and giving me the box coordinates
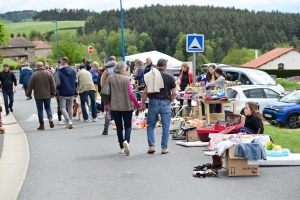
[1,0,300,14]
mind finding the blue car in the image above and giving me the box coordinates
[263,90,300,128]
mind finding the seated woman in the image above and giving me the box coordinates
[238,102,264,134]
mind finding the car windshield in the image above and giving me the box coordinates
[248,73,277,85]
[279,90,300,103]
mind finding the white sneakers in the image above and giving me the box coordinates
[83,119,91,123]
[58,120,66,125]
[119,148,125,154]
[93,118,98,122]
[123,141,130,155]
[67,121,73,129]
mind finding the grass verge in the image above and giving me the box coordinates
[277,79,300,90]
[265,124,300,153]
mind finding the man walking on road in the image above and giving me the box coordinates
[77,63,98,122]
[142,58,176,154]
[55,57,78,129]
[26,62,56,130]
[0,64,17,115]
[19,62,33,100]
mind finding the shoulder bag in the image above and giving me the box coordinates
[100,78,111,103]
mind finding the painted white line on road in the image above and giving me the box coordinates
[0,113,30,200]
[26,113,58,121]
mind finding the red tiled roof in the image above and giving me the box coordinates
[241,48,300,68]
[32,41,52,49]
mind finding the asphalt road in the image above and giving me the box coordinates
[5,85,300,200]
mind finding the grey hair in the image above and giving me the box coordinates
[92,62,99,67]
[79,63,86,69]
[114,61,126,73]
[157,58,167,67]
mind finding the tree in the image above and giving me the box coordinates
[126,46,139,55]
[22,33,27,38]
[77,26,84,37]
[0,20,10,63]
[173,50,185,61]
[143,37,155,52]
[17,32,21,37]
[221,47,258,65]
[10,33,14,38]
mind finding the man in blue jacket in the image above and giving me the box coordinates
[56,57,78,129]
[19,62,33,100]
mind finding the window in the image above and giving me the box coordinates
[263,89,280,98]
[24,47,28,51]
[227,89,237,98]
[243,89,264,98]
[278,63,284,69]
[240,74,252,85]
[225,72,239,81]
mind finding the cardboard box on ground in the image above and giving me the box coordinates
[225,145,259,177]
[175,107,200,117]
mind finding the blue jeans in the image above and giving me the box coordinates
[110,111,133,149]
[2,90,14,114]
[79,90,97,120]
[238,126,256,134]
[147,98,171,149]
[35,98,52,124]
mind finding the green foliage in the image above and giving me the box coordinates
[188,54,209,66]
[276,79,300,90]
[126,46,139,55]
[143,37,155,52]
[28,30,43,41]
[51,40,103,66]
[1,10,37,23]
[37,57,46,62]
[33,9,93,21]
[0,20,10,46]
[173,50,185,61]
[221,47,259,65]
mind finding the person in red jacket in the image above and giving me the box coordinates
[179,63,193,91]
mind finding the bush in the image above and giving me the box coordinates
[276,79,300,90]
[258,69,300,78]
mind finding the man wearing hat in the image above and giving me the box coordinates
[0,64,17,115]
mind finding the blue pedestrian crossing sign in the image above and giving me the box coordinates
[186,34,204,52]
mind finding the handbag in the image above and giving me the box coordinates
[100,80,111,103]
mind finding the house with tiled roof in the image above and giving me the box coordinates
[1,37,36,61]
[32,41,53,59]
[242,47,300,69]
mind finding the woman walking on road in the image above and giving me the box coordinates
[105,61,143,155]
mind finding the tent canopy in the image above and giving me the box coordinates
[125,50,182,70]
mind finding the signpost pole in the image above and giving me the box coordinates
[193,52,196,87]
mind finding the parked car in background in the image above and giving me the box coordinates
[225,85,283,114]
[263,89,300,129]
[222,67,284,94]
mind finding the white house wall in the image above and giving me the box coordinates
[259,51,300,69]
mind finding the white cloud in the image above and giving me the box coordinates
[0,0,299,13]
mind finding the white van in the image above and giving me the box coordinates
[222,67,284,93]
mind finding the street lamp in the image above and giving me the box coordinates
[104,36,108,63]
[120,0,125,61]
[52,20,60,62]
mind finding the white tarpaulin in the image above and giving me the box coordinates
[125,50,182,70]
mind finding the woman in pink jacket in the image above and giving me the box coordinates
[179,63,193,91]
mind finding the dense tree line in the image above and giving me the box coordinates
[0,10,37,22]
[82,4,300,62]
[32,9,95,21]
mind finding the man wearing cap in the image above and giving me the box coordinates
[142,58,176,154]
[0,64,17,115]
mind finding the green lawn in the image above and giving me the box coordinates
[265,124,300,153]
[3,21,85,36]
[277,79,300,90]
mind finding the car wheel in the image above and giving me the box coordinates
[287,114,299,129]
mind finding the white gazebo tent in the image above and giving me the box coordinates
[125,50,182,70]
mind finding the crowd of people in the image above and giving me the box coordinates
[0,59,264,153]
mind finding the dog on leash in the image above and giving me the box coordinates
[74,96,90,122]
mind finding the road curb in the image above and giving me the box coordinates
[0,111,30,200]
